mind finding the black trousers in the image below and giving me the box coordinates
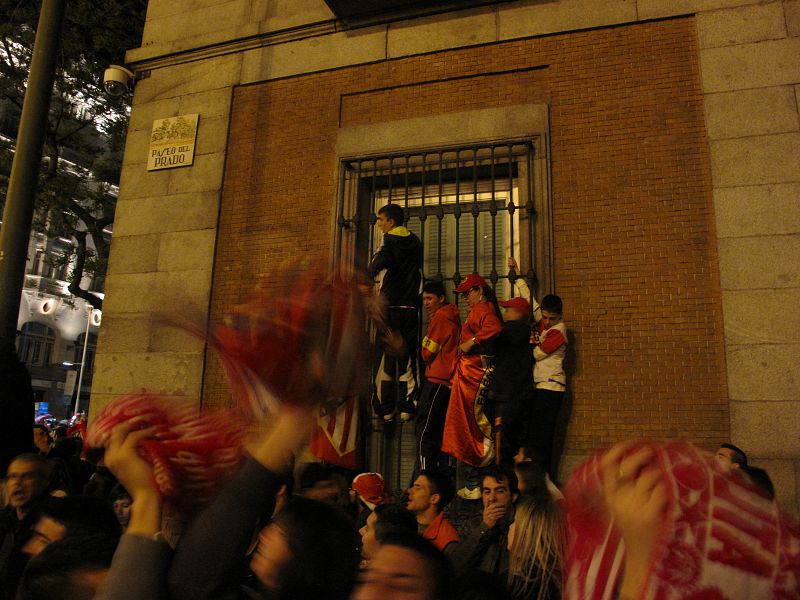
[373,306,419,418]
[487,392,527,465]
[526,388,564,478]
[413,381,451,477]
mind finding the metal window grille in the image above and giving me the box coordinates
[334,139,548,491]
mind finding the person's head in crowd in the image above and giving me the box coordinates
[742,465,775,500]
[507,493,565,600]
[540,294,563,329]
[249,496,358,600]
[32,425,52,455]
[498,296,531,322]
[376,203,405,233]
[453,570,513,600]
[481,464,519,513]
[53,425,68,441]
[514,460,548,497]
[352,472,387,512]
[109,484,132,531]
[422,281,448,316]
[716,443,747,472]
[22,496,121,557]
[353,531,453,600]
[5,454,51,519]
[299,462,342,505]
[406,470,454,522]
[16,534,116,600]
[359,502,418,561]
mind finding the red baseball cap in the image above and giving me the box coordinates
[499,297,531,314]
[454,273,488,293]
[352,472,387,510]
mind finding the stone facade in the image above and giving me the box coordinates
[94,0,800,514]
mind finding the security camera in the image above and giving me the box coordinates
[103,65,134,97]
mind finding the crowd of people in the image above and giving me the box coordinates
[0,409,793,600]
[0,202,795,599]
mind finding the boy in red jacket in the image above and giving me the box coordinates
[415,281,461,478]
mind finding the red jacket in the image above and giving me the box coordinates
[421,303,461,386]
[422,511,460,552]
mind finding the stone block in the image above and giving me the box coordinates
[146,0,246,22]
[387,7,497,58]
[697,2,786,48]
[102,273,158,314]
[747,457,798,515]
[157,229,217,272]
[106,234,160,274]
[498,0,636,41]
[639,0,776,20]
[129,97,181,133]
[149,320,207,353]
[240,26,386,84]
[718,235,800,289]
[112,192,221,237]
[710,132,800,187]
[122,127,155,167]
[730,400,800,458]
[92,351,204,397]
[95,314,152,355]
[714,183,800,238]
[701,37,800,93]
[88,392,119,420]
[167,153,226,195]
[178,88,233,120]
[727,343,800,401]
[117,163,170,201]
[103,269,212,317]
[153,270,215,314]
[722,288,800,345]
[704,86,799,140]
[132,54,242,104]
[787,0,800,37]
[252,0,333,34]
[337,104,549,157]
[141,2,251,49]
[193,116,229,157]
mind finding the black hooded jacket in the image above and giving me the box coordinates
[366,227,422,306]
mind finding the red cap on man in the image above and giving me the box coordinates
[498,297,531,314]
[454,273,488,294]
[352,472,387,511]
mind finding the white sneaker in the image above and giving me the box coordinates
[457,486,481,500]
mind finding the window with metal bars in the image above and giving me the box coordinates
[334,139,550,489]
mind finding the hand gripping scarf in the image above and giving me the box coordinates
[564,441,800,600]
[86,268,367,510]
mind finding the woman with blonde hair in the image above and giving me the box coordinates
[506,492,566,600]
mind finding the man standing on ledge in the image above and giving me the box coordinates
[367,203,423,423]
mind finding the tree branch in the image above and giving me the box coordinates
[67,231,102,310]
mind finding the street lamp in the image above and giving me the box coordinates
[73,306,101,417]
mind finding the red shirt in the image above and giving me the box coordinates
[422,511,460,551]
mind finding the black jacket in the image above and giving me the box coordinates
[367,227,422,306]
[491,319,533,399]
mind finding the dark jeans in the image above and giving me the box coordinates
[414,382,451,477]
[526,388,564,478]
[488,392,527,465]
[373,307,419,418]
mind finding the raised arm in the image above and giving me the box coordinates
[168,407,312,600]
[507,257,541,320]
[95,422,171,600]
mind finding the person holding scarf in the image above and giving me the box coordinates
[441,273,503,499]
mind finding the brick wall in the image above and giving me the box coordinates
[204,16,729,457]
